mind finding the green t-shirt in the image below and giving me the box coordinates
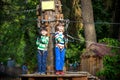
[36,36,49,50]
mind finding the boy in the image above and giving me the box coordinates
[54,25,66,75]
[36,28,49,75]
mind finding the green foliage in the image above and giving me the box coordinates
[66,42,84,63]
[97,38,120,80]
[0,0,38,71]
[99,38,120,53]
[97,55,120,80]
[99,38,119,47]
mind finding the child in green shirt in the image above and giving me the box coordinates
[36,28,49,75]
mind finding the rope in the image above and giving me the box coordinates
[2,7,120,24]
[69,20,120,24]
[10,9,36,14]
[66,34,120,49]
[3,9,119,24]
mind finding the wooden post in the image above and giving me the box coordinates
[46,11,55,74]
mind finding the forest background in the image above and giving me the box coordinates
[0,0,120,79]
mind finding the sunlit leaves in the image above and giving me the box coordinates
[0,0,37,67]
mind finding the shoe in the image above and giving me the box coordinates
[56,71,60,75]
[35,72,41,75]
[40,72,46,75]
[60,71,65,75]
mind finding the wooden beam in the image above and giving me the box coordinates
[20,73,88,80]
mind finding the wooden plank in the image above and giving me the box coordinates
[21,76,88,80]
[20,73,87,77]
[20,73,88,80]
[21,77,88,80]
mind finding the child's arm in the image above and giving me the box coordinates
[41,36,49,44]
[36,37,40,46]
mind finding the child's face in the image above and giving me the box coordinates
[58,26,64,32]
[41,30,47,36]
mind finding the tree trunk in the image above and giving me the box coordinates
[37,0,64,74]
[81,0,97,48]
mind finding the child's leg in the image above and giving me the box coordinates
[60,48,66,70]
[55,47,61,71]
[37,50,42,73]
[41,50,48,73]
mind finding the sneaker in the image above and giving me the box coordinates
[60,71,65,75]
[55,71,60,75]
[35,72,41,75]
[40,72,46,75]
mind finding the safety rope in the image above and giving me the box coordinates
[66,34,120,49]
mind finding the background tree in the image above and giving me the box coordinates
[0,0,38,71]
[81,0,97,48]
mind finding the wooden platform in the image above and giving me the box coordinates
[20,72,88,80]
